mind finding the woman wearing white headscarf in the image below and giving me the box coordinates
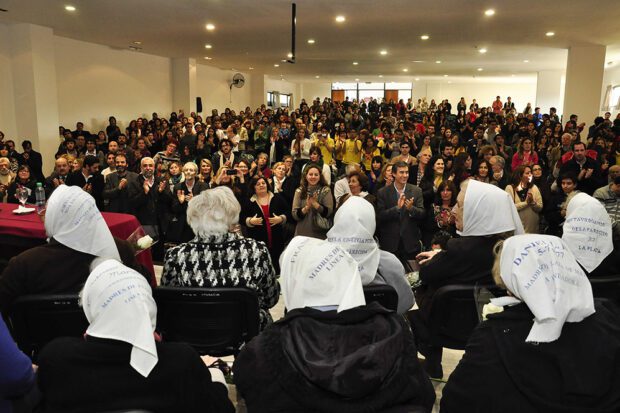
[562,192,617,277]
[0,185,145,313]
[37,259,234,413]
[233,236,436,413]
[410,180,524,378]
[441,234,620,413]
[327,196,414,314]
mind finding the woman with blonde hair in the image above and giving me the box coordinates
[198,158,214,186]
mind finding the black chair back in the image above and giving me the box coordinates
[427,283,502,350]
[7,294,88,360]
[363,284,399,311]
[153,287,259,357]
[589,275,620,305]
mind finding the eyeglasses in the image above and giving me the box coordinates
[532,168,542,171]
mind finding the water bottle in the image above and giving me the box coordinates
[35,182,46,214]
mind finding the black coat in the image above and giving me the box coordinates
[416,236,497,318]
[102,171,139,213]
[6,179,37,204]
[233,303,436,413]
[441,300,620,413]
[37,337,234,413]
[127,175,164,228]
[241,194,289,272]
[0,239,144,313]
[376,184,425,255]
[167,180,209,243]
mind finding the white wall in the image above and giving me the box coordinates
[413,79,537,112]
[54,36,172,133]
[196,65,253,115]
[300,82,332,102]
[0,23,17,140]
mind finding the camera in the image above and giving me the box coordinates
[226,169,237,176]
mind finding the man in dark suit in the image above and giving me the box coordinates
[65,155,104,209]
[102,153,138,213]
[376,161,425,265]
[127,157,166,240]
[20,140,44,183]
[559,141,604,195]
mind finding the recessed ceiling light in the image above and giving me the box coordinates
[435,60,441,64]
[355,78,360,81]
[335,15,346,23]
[65,5,76,11]
[307,39,315,44]
[281,59,287,62]
[415,77,420,81]
[380,50,388,55]
[403,68,409,72]
[420,35,430,40]
[274,64,280,67]
[443,74,448,77]
[204,56,212,60]
[249,67,254,70]
[479,48,487,54]
[133,41,142,45]
[315,75,320,78]
[523,59,529,63]
[205,23,215,31]
[378,75,383,78]
[352,61,358,65]
[477,67,483,71]
[484,9,495,16]
[287,52,293,58]
[412,60,424,63]
[511,74,516,77]
[545,31,555,37]
[205,44,212,49]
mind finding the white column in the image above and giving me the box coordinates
[9,23,60,175]
[0,24,17,140]
[562,45,606,124]
[536,70,564,115]
[171,58,197,115]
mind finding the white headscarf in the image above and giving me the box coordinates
[82,259,158,377]
[45,185,120,261]
[562,193,613,272]
[327,196,380,285]
[280,236,366,312]
[493,234,595,343]
[460,180,524,236]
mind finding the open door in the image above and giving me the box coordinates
[331,90,345,103]
[385,90,399,103]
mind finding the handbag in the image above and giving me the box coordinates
[312,187,332,230]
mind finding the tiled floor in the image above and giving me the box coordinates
[153,265,463,412]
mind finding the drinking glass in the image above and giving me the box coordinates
[16,187,29,208]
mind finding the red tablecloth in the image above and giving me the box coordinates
[0,203,155,283]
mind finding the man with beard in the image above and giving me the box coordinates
[44,157,71,197]
[103,154,138,213]
[128,157,166,240]
[66,155,104,209]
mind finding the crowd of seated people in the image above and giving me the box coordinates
[1,96,620,412]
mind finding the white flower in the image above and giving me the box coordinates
[482,303,504,320]
[136,235,154,250]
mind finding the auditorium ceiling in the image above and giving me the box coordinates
[1,0,620,81]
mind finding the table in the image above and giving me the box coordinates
[0,203,155,284]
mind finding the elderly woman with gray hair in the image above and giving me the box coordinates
[161,186,279,330]
[167,161,209,243]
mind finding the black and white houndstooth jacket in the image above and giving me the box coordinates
[161,232,280,329]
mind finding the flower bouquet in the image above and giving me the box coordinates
[127,226,157,256]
